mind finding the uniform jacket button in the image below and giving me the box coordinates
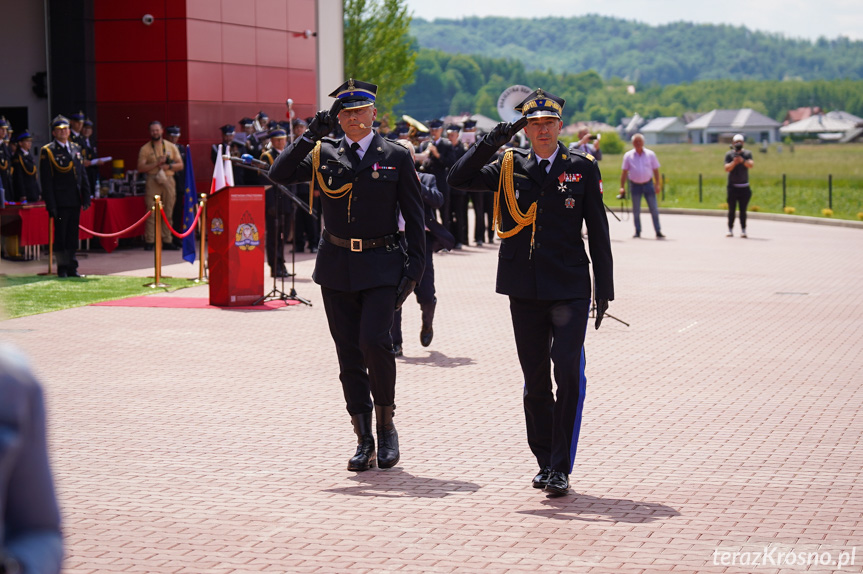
[351,217,356,222]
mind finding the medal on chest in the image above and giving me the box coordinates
[565,196,575,209]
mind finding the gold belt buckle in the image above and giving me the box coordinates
[350,238,362,252]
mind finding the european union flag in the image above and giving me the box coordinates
[182,145,197,264]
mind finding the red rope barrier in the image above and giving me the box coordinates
[159,204,203,239]
[78,210,151,238]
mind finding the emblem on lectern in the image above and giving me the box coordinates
[234,211,260,250]
[211,217,224,235]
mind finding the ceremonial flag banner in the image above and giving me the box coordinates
[210,144,228,194]
[182,145,197,264]
[223,151,234,187]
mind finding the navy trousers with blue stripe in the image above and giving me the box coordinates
[509,297,589,474]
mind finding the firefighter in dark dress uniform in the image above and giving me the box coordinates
[448,89,614,496]
[212,125,235,164]
[270,79,426,472]
[166,125,186,245]
[0,117,13,203]
[11,130,40,202]
[40,115,91,277]
[260,128,292,277]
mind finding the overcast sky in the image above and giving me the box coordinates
[404,0,863,41]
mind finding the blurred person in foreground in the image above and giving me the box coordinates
[448,89,614,497]
[0,344,63,574]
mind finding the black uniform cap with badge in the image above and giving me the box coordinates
[328,78,377,110]
[52,115,71,130]
[219,124,235,135]
[166,125,181,137]
[13,130,32,143]
[514,88,565,120]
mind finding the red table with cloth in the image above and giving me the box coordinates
[1,203,95,245]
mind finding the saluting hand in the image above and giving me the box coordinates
[483,118,528,148]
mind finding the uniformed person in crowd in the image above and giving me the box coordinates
[390,138,454,356]
[239,117,263,158]
[166,125,186,246]
[270,78,426,472]
[254,110,269,132]
[0,117,12,204]
[418,119,458,247]
[68,111,85,147]
[136,120,183,251]
[12,130,40,203]
[212,124,235,164]
[260,127,291,278]
[448,89,614,496]
[39,115,91,277]
[80,118,100,196]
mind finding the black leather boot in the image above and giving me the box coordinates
[374,404,400,469]
[347,412,376,471]
[419,297,436,347]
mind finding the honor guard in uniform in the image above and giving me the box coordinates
[166,125,186,245]
[40,115,91,277]
[12,131,40,203]
[239,117,262,158]
[80,119,100,196]
[212,124,235,164]
[0,117,12,203]
[419,119,456,245]
[260,128,291,277]
[68,111,86,147]
[448,89,614,496]
[270,79,426,472]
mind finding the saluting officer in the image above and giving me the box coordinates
[260,128,292,278]
[270,79,426,472]
[448,89,614,496]
[12,130,41,202]
[40,115,91,277]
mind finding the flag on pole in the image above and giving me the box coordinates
[223,150,235,187]
[210,144,228,194]
[182,145,197,264]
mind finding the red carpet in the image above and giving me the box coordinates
[92,296,299,310]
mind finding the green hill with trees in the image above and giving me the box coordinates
[409,16,863,85]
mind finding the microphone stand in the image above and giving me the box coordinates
[230,160,315,307]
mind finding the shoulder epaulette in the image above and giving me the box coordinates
[568,149,597,163]
[320,137,340,147]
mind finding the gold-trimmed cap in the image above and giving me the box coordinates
[328,78,377,109]
[515,88,565,120]
[52,115,70,129]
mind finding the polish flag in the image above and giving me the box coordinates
[223,150,234,187]
[210,144,228,194]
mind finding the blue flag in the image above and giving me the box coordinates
[182,145,197,264]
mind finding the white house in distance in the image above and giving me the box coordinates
[686,109,781,144]
[640,117,688,145]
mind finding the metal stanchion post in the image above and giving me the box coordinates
[195,193,208,284]
[146,195,169,288]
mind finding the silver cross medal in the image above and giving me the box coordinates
[558,181,568,193]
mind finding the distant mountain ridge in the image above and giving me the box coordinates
[410,16,863,85]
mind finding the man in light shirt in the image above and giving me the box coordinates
[619,133,664,239]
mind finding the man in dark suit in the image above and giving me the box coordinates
[390,138,455,356]
[40,115,91,278]
[448,89,614,496]
[260,128,292,278]
[11,130,41,202]
[270,79,425,472]
[419,119,457,246]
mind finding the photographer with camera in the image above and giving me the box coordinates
[724,134,754,238]
[568,127,602,161]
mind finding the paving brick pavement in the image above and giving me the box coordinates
[1,213,862,573]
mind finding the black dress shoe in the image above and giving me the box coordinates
[67,270,84,278]
[162,243,180,251]
[544,471,570,496]
[272,267,289,278]
[144,243,155,251]
[56,269,68,278]
[532,467,552,489]
[420,325,433,347]
[347,413,376,471]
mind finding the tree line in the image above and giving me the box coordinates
[410,16,863,85]
[395,48,863,126]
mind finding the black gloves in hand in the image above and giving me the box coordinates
[483,117,528,148]
[395,276,417,310]
[594,299,609,330]
[305,100,343,141]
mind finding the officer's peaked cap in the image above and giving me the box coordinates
[515,88,565,120]
[329,78,377,109]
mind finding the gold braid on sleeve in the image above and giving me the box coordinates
[310,141,353,220]
[493,149,537,257]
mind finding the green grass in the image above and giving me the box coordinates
[0,275,196,319]
[598,142,863,220]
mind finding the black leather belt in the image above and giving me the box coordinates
[322,229,398,252]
